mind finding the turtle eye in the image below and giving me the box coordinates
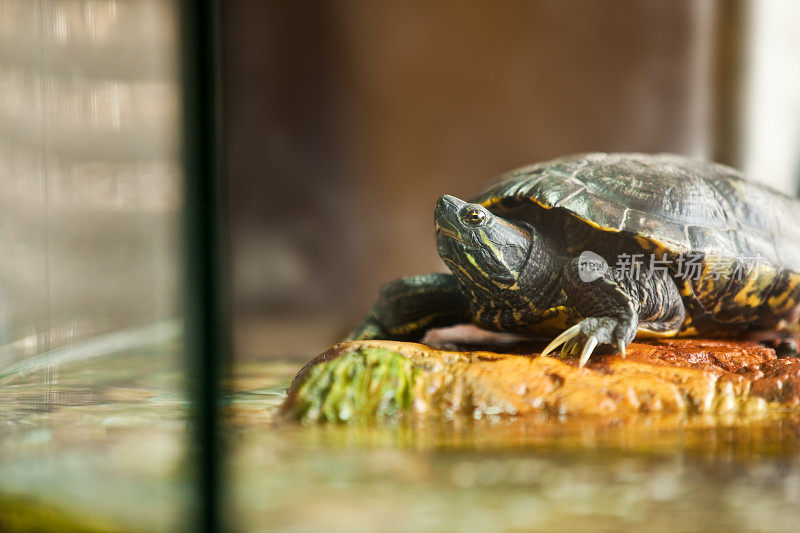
[460,207,487,226]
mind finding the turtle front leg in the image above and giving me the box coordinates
[540,257,685,367]
[540,265,638,367]
[347,273,472,342]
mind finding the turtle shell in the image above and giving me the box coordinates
[470,153,800,333]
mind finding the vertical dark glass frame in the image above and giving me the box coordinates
[180,1,227,531]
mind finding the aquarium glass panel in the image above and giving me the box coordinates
[0,1,192,530]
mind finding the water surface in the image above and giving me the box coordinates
[1,335,799,532]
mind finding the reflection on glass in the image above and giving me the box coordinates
[0,1,188,530]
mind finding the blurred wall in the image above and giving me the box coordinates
[222,1,716,340]
[741,0,800,194]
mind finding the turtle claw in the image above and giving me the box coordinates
[560,341,570,358]
[579,336,598,369]
[539,324,581,358]
[562,339,581,357]
[540,326,598,368]
[541,318,634,367]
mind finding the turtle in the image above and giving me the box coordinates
[348,153,800,366]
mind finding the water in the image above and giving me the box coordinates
[0,325,191,532]
[1,331,799,532]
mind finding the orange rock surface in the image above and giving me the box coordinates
[285,338,800,418]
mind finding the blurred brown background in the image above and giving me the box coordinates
[221,1,799,357]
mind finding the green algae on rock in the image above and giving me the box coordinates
[282,347,420,423]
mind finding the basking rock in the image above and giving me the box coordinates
[281,339,800,423]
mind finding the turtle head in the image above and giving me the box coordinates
[434,195,532,288]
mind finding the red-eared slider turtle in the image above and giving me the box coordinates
[349,153,800,366]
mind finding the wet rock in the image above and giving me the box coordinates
[281,338,800,423]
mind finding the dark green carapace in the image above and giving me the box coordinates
[350,153,800,366]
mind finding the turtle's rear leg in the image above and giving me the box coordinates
[745,329,800,357]
[347,273,472,342]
